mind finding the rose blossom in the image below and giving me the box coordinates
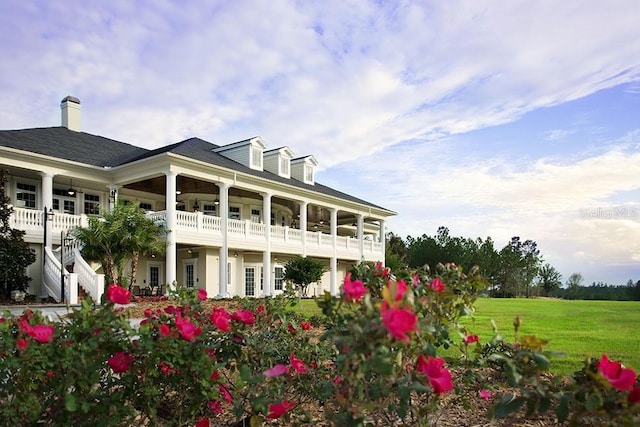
[219,384,233,403]
[210,308,231,332]
[264,364,289,378]
[478,389,493,401]
[27,324,55,343]
[158,323,171,337]
[108,352,134,373]
[16,338,28,351]
[290,353,308,374]
[232,308,256,325]
[197,289,207,301]
[106,284,131,304]
[628,387,640,405]
[463,334,479,345]
[342,272,367,303]
[380,303,418,343]
[175,314,202,341]
[267,400,296,419]
[429,278,446,293]
[597,354,637,391]
[415,355,453,394]
[299,321,312,330]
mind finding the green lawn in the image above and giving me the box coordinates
[290,297,640,376]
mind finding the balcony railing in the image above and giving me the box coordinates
[13,208,384,260]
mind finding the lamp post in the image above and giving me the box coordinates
[60,231,74,304]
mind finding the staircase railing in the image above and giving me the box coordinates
[43,247,78,304]
[71,247,104,303]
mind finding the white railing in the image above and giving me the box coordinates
[72,247,104,303]
[43,247,78,304]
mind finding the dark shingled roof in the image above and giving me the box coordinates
[0,127,147,168]
[0,128,392,212]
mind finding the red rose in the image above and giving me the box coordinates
[290,353,308,374]
[208,400,223,414]
[381,303,418,343]
[218,384,233,403]
[16,338,28,351]
[299,321,312,330]
[342,272,367,303]
[597,354,637,391]
[197,289,207,301]
[210,308,231,332]
[429,278,446,293]
[416,355,453,394]
[108,352,134,373]
[175,314,202,341]
[464,334,479,345]
[267,400,296,419]
[628,387,640,405]
[159,324,171,337]
[27,324,55,343]
[106,284,131,304]
[264,364,289,378]
[232,308,256,325]
[195,418,210,427]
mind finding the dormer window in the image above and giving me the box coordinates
[263,146,294,178]
[291,155,318,185]
[305,164,313,182]
[251,146,262,169]
[280,156,290,176]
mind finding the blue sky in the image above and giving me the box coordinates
[1,1,640,286]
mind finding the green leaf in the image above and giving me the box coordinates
[250,415,263,427]
[239,364,252,382]
[556,394,570,423]
[493,395,526,418]
[370,356,394,375]
[65,393,77,412]
[532,352,550,369]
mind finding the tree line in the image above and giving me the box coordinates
[385,226,640,301]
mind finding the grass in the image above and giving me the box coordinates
[289,297,640,376]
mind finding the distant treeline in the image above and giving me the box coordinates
[386,227,640,301]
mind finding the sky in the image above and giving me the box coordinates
[1,1,640,286]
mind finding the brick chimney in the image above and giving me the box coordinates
[61,96,81,131]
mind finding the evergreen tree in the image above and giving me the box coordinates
[0,169,36,299]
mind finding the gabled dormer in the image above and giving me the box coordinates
[264,146,294,178]
[291,155,318,185]
[213,136,266,171]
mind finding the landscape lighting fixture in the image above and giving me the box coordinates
[67,180,76,197]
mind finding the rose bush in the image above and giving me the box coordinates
[0,271,638,426]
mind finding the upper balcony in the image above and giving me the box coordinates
[11,208,384,262]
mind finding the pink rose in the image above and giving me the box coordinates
[342,272,367,303]
[27,324,55,343]
[597,354,637,391]
[106,284,131,304]
[232,308,256,325]
[415,355,453,394]
[478,389,493,401]
[290,353,308,374]
[175,314,202,341]
[264,364,289,378]
[381,303,418,343]
[429,278,445,293]
[210,308,231,332]
[197,289,207,301]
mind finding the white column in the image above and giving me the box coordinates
[357,214,365,262]
[329,207,338,296]
[165,171,177,290]
[40,172,54,248]
[262,192,272,296]
[379,219,386,265]
[298,201,308,257]
[218,182,230,297]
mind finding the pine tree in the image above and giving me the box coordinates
[0,169,37,299]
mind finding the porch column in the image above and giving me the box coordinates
[262,192,272,296]
[40,172,54,249]
[218,182,230,297]
[298,201,308,257]
[164,171,177,290]
[379,219,386,265]
[357,214,365,262]
[329,207,338,296]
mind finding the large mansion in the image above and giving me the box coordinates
[0,96,395,303]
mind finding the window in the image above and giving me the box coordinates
[139,202,153,211]
[280,157,289,175]
[271,211,276,226]
[251,147,262,168]
[185,263,195,288]
[260,267,264,291]
[16,182,36,209]
[229,206,241,220]
[84,194,100,215]
[53,188,76,214]
[203,203,217,216]
[305,165,313,182]
[149,265,160,287]
[250,208,261,223]
[274,267,284,291]
[245,267,255,296]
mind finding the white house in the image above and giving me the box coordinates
[0,96,395,303]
